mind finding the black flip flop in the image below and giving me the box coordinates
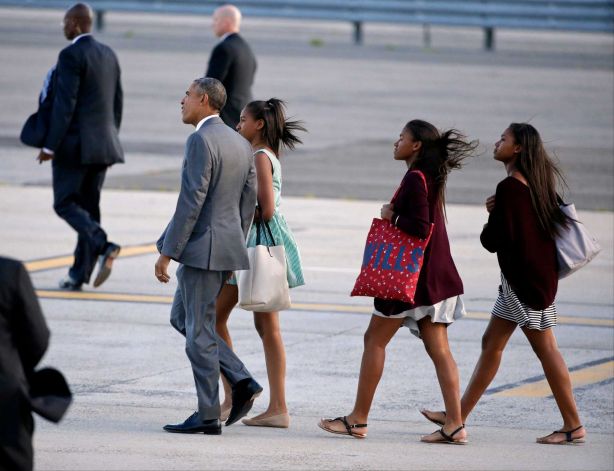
[319,416,368,439]
[420,409,445,427]
[422,425,468,445]
[537,425,585,445]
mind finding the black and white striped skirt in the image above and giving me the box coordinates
[492,273,557,330]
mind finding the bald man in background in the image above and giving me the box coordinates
[206,4,257,129]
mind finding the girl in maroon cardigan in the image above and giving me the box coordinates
[318,120,477,444]
[421,123,586,445]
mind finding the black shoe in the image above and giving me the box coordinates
[226,378,263,426]
[163,412,221,435]
[58,275,82,291]
[93,242,121,288]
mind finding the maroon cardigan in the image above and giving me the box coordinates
[480,177,557,309]
[374,170,464,315]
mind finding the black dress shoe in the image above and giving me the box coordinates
[163,412,221,434]
[93,242,121,288]
[226,378,263,426]
[58,275,82,291]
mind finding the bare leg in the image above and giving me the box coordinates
[418,319,466,442]
[422,315,517,425]
[215,283,238,410]
[460,316,517,421]
[251,311,288,417]
[320,315,404,436]
[522,327,586,443]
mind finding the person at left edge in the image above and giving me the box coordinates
[36,3,123,291]
[0,257,72,471]
[155,77,262,435]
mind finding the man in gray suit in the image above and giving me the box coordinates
[155,77,262,435]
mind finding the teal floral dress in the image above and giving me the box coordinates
[230,148,305,288]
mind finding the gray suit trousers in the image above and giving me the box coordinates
[170,265,251,420]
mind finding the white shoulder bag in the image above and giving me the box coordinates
[237,218,291,312]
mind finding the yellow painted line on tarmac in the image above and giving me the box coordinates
[23,247,614,329]
[462,311,613,327]
[25,255,75,272]
[291,302,372,314]
[36,290,172,304]
[557,315,613,327]
[494,361,614,398]
[291,305,614,327]
[32,291,614,328]
[25,243,157,272]
[35,288,612,397]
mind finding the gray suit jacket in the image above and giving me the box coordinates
[157,116,256,270]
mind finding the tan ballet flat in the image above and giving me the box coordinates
[220,405,232,422]
[242,413,290,428]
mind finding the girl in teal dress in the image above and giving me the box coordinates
[216,98,306,428]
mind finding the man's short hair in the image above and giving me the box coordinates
[193,77,226,112]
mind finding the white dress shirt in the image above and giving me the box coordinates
[195,114,219,131]
[72,33,92,44]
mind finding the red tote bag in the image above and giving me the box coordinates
[351,171,434,304]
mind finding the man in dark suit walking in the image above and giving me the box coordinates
[206,4,257,129]
[37,3,123,291]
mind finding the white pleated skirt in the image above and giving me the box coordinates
[373,295,466,338]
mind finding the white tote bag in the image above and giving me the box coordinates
[556,202,601,279]
[237,220,291,312]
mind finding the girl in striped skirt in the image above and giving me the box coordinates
[421,123,586,445]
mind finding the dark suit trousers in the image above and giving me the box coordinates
[52,163,108,284]
[169,265,252,420]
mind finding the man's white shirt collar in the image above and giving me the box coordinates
[72,33,92,44]
[196,114,219,131]
[219,31,237,43]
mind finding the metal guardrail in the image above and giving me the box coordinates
[2,0,613,49]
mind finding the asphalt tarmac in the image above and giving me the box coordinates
[1,7,613,209]
[0,6,612,470]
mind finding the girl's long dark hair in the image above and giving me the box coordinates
[405,119,478,216]
[508,123,568,238]
[244,98,306,156]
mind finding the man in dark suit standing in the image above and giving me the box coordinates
[37,3,123,291]
[206,4,257,129]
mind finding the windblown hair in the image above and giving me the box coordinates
[244,98,306,156]
[193,77,226,112]
[508,123,568,238]
[405,119,478,216]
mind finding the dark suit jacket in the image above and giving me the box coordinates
[20,67,56,148]
[45,35,124,167]
[0,258,49,469]
[206,33,257,129]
